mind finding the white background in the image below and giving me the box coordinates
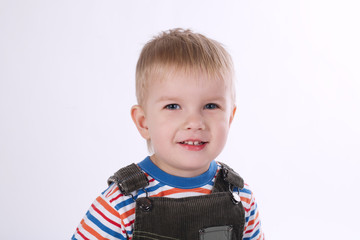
[1,0,359,239]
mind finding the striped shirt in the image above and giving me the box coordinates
[72,157,264,240]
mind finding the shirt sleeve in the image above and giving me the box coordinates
[239,184,265,240]
[71,185,128,240]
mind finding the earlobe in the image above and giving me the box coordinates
[229,105,237,126]
[131,105,150,140]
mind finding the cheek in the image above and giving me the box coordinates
[147,117,177,145]
[151,114,181,134]
[209,112,231,127]
[217,123,230,139]
[211,115,231,142]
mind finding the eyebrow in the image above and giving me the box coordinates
[155,96,182,103]
[208,96,227,102]
[156,96,227,103]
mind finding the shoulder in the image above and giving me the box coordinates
[214,162,256,212]
[238,183,256,212]
[101,182,136,211]
[240,184,264,239]
[72,184,134,239]
[99,183,138,235]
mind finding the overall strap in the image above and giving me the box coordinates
[212,162,244,193]
[219,162,244,189]
[107,163,148,195]
[107,162,243,195]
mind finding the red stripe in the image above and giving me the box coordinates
[110,193,124,203]
[92,204,122,229]
[243,201,254,212]
[245,220,260,234]
[76,227,89,240]
[106,185,119,198]
[124,219,135,228]
[243,206,251,212]
[143,173,154,182]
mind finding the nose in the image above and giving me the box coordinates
[183,111,205,130]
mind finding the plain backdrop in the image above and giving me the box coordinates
[1,0,359,239]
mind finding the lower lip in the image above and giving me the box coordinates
[178,143,207,151]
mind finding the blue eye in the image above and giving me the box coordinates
[204,103,219,109]
[165,104,181,110]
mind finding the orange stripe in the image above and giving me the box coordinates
[97,196,129,230]
[96,197,121,218]
[106,186,119,197]
[256,232,264,240]
[152,188,211,197]
[247,211,259,227]
[80,219,110,240]
[120,208,136,219]
[243,210,259,233]
[240,196,251,205]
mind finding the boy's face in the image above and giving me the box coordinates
[132,71,236,177]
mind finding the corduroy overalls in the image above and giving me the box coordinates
[108,162,245,240]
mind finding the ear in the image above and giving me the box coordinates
[131,105,150,140]
[229,104,237,126]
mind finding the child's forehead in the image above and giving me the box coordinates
[149,68,229,87]
[147,71,232,102]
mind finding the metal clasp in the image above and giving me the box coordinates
[138,188,152,212]
[229,184,240,205]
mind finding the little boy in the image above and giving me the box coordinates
[72,28,264,240]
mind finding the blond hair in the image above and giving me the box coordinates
[135,28,235,152]
[135,28,235,107]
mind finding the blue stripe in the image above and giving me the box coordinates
[245,205,257,222]
[113,181,164,210]
[127,229,134,236]
[239,187,252,195]
[144,181,166,193]
[138,156,217,188]
[114,196,135,210]
[102,184,113,195]
[86,211,126,240]
[71,236,77,240]
[249,207,256,217]
[114,182,167,210]
[243,228,260,240]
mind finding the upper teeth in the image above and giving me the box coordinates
[182,141,203,145]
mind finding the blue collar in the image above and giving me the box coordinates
[138,156,217,189]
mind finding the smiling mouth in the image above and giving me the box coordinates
[179,141,207,146]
